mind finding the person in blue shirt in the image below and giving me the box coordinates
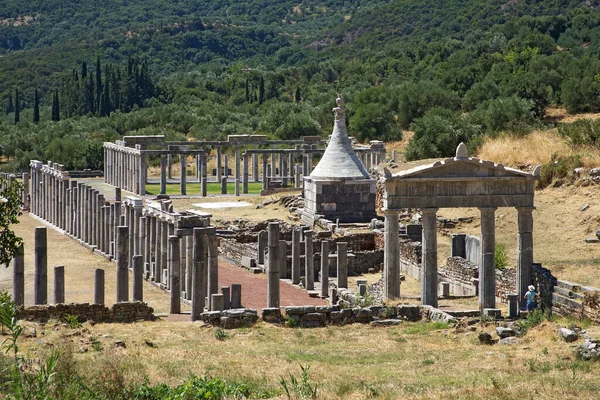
[524,285,538,312]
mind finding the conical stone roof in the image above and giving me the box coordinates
[309,98,371,180]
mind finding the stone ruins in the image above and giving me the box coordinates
[7,98,600,327]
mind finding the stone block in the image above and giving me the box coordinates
[262,307,282,323]
[482,308,501,319]
[559,327,579,343]
[285,306,315,315]
[397,305,421,322]
[496,327,516,339]
[370,319,402,326]
[241,256,256,269]
[303,313,327,322]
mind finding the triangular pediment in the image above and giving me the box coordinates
[388,157,536,181]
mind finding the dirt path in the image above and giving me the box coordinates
[4,213,326,320]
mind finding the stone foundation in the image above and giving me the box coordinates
[17,302,156,323]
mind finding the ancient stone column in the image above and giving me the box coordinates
[421,208,439,307]
[12,244,24,307]
[221,177,227,194]
[201,154,208,197]
[257,230,267,265]
[221,286,231,309]
[252,150,259,182]
[295,164,301,188]
[160,155,167,195]
[231,284,242,308]
[384,210,400,299]
[451,233,466,258]
[320,240,329,298]
[291,227,301,285]
[154,217,162,282]
[131,255,143,302]
[508,294,519,318]
[94,269,105,305]
[54,266,65,304]
[142,216,149,275]
[271,148,277,178]
[479,207,497,310]
[337,242,348,289]
[34,227,48,305]
[208,235,219,310]
[167,154,173,179]
[161,220,168,284]
[392,149,397,162]
[196,154,201,182]
[140,153,147,195]
[180,154,187,195]
[304,230,314,290]
[242,153,249,194]
[517,207,535,309]
[134,205,143,263]
[212,294,224,311]
[262,155,268,190]
[267,222,280,308]
[282,153,289,187]
[168,236,181,313]
[279,240,287,279]
[216,147,222,182]
[235,146,241,196]
[185,235,193,300]
[191,227,214,320]
[116,226,129,302]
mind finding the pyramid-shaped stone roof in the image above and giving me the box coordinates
[309,98,372,180]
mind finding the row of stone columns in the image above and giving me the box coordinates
[12,227,106,307]
[264,224,351,306]
[104,143,147,195]
[0,172,29,206]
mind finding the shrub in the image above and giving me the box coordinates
[558,119,600,145]
[538,153,581,189]
[62,315,83,329]
[405,107,481,161]
[495,243,508,270]
[214,328,229,341]
[286,315,299,328]
[280,364,318,400]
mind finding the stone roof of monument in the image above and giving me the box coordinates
[309,98,372,180]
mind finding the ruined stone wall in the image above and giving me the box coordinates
[18,302,156,323]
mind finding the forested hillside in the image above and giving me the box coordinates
[2,0,600,172]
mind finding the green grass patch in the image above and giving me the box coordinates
[403,321,449,335]
[145,182,263,195]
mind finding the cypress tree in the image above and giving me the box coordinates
[95,56,102,115]
[100,77,111,116]
[33,88,40,124]
[81,61,87,80]
[258,76,265,105]
[13,88,19,124]
[295,87,301,103]
[245,78,250,103]
[5,93,13,115]
[51,90,60,121]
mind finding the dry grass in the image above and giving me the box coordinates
[546,107,600,123]
[17,318,600,399]
[477,130,600,169]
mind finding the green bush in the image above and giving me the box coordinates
[538,153,581,189]
[405,108,481,161]
[495,243,509,270]
[469,96,536,135]
[558,119,600,145]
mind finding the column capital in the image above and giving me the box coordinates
[478,206,498,212]
[382,208,399,215]
[421,207,439,215]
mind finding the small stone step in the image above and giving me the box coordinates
[571,291,585,301]
[557,280,581,292]
[307,291,320,298]
[553,286,572,298]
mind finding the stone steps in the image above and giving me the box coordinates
[557,280,581,292]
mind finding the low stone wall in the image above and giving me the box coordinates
[220,238,258,264]
[496,268,516,303]
[17,302,156,323]
[439,257,477,296]
[199,308,259,328]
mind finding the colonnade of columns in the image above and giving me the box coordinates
[0,171,29,206]
[383,206,535,311]
[104,142,147,195]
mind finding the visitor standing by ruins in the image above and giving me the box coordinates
[524,285,539,312]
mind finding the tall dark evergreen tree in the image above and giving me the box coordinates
[33,88,40,124]
[13,88,19,124]
[100,76,111,117]
[295,87,301,103]
[51,90,60,121]
[245,78,250,103]
[5,93,13,115]
[258,76,265,105]
[95,56,102,115]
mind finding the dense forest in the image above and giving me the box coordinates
[2,0,600,171]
